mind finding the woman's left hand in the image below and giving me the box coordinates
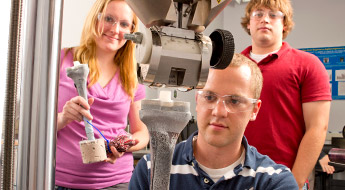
[104,146,124,164]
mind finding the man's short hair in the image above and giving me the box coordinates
[228,53,263,99]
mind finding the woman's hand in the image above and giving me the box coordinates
[57,96,94,131]
[104,146,125,164]
[104,135,139,164]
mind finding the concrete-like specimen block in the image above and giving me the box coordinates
[140,91,191,190]
[79,139,107,164]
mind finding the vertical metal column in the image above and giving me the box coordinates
[15,0,63,189]
[1,0,23,189]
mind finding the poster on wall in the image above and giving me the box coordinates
[299,46,345,100]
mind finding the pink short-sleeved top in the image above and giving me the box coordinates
[55,50,145,189]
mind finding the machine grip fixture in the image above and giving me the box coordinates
[139,92,191,190]
[125,0,235,90]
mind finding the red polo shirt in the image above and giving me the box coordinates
[242,42,331,169]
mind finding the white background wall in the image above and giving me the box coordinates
[61,0,96,48]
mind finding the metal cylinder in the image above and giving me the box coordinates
[14,0,63,189]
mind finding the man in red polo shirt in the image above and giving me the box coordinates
[240,0,331,189]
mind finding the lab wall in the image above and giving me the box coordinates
[61,0,96,48]
[60,0,345,138]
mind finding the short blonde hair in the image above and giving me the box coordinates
[241,0,294,39]
[73,0,139,99]
[229,54,263,99]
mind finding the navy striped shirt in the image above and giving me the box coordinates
[129,131,298,190]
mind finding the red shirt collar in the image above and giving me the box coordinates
[241,42,291,64]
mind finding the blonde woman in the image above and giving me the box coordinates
[56,0,149,189]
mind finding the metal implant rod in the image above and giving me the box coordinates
[124,32,143,44]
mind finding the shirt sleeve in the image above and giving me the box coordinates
[266,168,299,190]
[129,155,151,190]
[318,150,327,160]
[301,52,332,103]
[134,84,146,102]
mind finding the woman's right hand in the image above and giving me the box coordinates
[57,96,94,131]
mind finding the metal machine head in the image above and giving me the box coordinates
[125,0,235,90]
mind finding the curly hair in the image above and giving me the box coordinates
[241,0,294,39]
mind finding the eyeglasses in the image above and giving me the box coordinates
[250,10,284,21]
[197,90,258,113]
[97,13,134,33]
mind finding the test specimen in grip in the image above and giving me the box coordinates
[140,99,191,190]
[149,131,180,190]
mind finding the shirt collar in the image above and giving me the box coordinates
[242,42,291,63]
[183,131,197,162]
[183,131,257,170]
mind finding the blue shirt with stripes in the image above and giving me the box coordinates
[129,131,298,190]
